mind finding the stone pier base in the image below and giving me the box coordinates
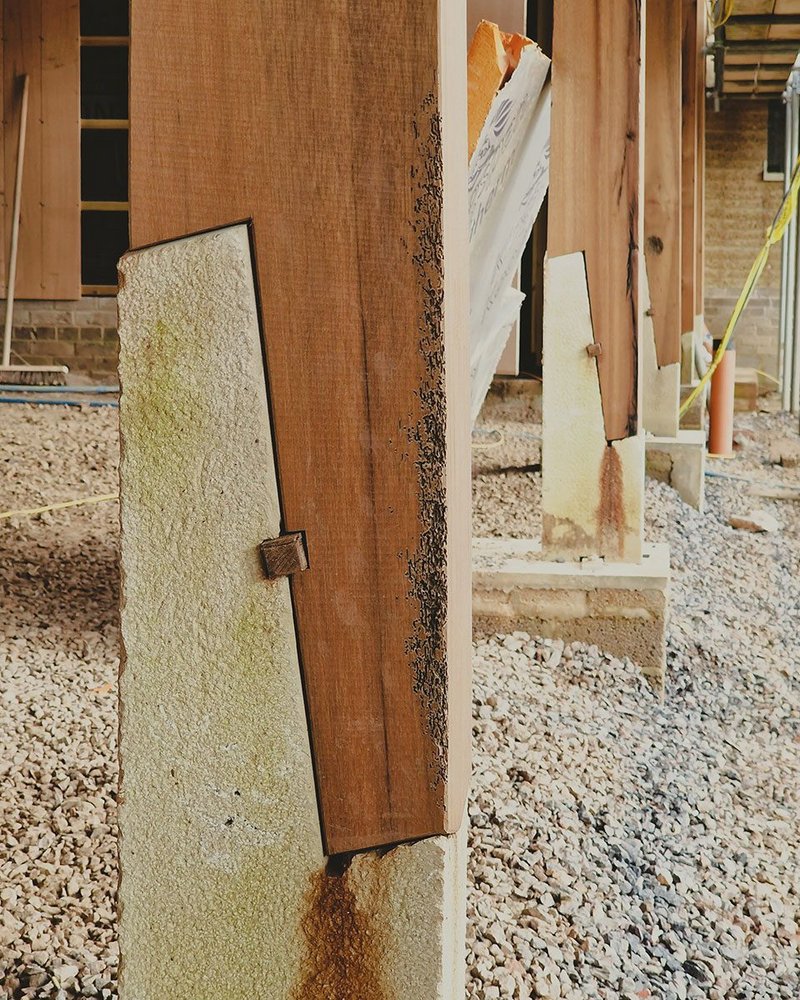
[117,225,466,1000]
[680,382,708,431]
[645,429,706,511]
[472,539,670,688]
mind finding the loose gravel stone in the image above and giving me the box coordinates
[1,406,119,1000]
[2,396,799,999]
[468,397,800,999]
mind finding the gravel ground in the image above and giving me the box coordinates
[1,398,799,999]
[1,406,119,999]
[469,395,800,999]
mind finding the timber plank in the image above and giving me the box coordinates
[129,0,470,855]
[681,0,699,338]
[645,0,683,368]
[40,0,80,299]
[695,0,706,323]
[548,0,642,442]
[3,0,43,299]
[467,21,508,158]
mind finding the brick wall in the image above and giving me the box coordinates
[705,100,783,375]
[2,297,118,379]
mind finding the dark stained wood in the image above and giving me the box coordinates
[645,0,683,369]
[2,0,80,299]
[260,533,309,581]
[548,0,642,442]
[129,0,471,855]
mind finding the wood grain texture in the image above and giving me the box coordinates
[41,0,81,299]
[468,22,508,158]
[548,0,642,442]
[694,0,706,321]
[645,0,683,368]
[129,0,471,855]
[260,533,309,580]
[681,0,700,337]
[2,0,79,299]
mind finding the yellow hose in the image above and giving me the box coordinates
[707,0,733,30]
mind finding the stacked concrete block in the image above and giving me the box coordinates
[2,296,118,377]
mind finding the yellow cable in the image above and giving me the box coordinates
[680,155,800,417]
[707,0,733,30]
[0,492,119,522]
[755,369,780,386]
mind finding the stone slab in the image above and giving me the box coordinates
[641,261,680,438]
[645,429,706,512]
[679,381,708,431]
[117,225,465,1000]
[472,538,669,687]
[542,252,645,563]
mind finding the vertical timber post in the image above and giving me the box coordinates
[118,0,471,996]
[694,0,707,357]
[543,0,646,563]
[681,0,702,382]
[472,0,671,688]
[642,0,683,438]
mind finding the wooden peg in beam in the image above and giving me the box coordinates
[260,532,309,580]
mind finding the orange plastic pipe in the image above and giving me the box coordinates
[708,341,735,458]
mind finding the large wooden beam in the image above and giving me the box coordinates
[543,0,645,562]
[129,0,470,856]
[548,0,642,443]
[695,0,707,326]
[681,0,701,342]
[645,0,683,369]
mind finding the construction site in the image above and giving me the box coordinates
[0,1,799,999]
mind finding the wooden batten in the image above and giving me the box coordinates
[468,21,508,157]
[548,0,643,443]
[129,0,471,855]
[645,0,683,369]
[467,19,532,159]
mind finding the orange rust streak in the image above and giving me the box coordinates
[597,445,625,560]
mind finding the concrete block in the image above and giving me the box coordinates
[473,538,669,687]
[542,252,644,563]
[679,382,708,431]
[117,224,465,1000]
[734,367,759,412]
[645,429,706,511]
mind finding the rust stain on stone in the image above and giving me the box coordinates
[598,445,626,559]
[293,857,388,1000]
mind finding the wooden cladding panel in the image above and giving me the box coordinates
[2,0,80,299]
[129,0,471,855]
[645,0,683,368]
[548,0,642,442]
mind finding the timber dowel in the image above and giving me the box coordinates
[260,532,309,580]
